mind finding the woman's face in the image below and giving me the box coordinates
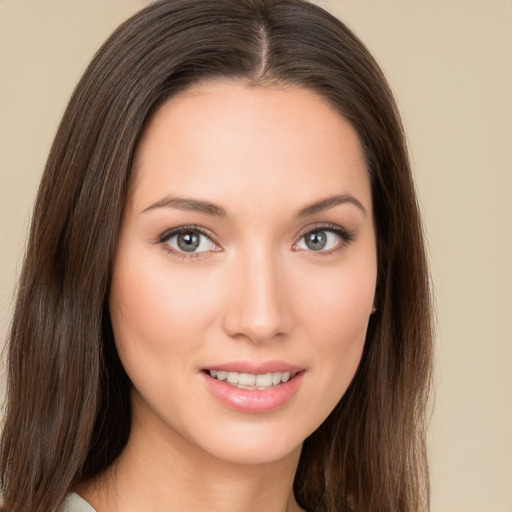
[110,81,377,465]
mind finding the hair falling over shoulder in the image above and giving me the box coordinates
[0,1,433,511]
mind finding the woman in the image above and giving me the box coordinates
[0,1,433,511]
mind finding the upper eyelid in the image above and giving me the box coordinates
[159,223,349,240]
[158,224,217,244]
[294,223,355,247]
[296,222,350,236]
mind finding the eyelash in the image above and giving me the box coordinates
[295,223,355,255]
[157,223,355,261]
[158,225,217,261]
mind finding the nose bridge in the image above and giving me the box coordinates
[222,242,289,343]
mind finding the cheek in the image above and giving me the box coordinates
[311,284,371,379]
[299,255,376,341]
[295,252,376,398]
[108,252,221,372]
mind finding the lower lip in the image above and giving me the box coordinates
[202,371,305,414]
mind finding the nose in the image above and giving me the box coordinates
[221,246,292,344]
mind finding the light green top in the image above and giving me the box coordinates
[58,493,97,512]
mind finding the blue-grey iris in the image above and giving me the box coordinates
[177,232,200,252]
[305,231,327,251]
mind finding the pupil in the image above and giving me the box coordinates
[178,232,200,252]
[306,231,327,250]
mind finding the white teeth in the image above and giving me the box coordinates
[208,370,296,389]
[226,372,238,384]
[255,373,273,387]
[272,373,281,385]
[238,373,256,386]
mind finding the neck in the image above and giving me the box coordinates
[78,395,304,512]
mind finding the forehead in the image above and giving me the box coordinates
[129,80,371,216]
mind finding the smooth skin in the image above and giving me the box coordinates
[79,81,377,512]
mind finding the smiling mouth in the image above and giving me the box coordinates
[205,370,300,390]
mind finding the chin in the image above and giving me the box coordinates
[199,428,305,466]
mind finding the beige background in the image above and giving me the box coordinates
[0,1,511,511]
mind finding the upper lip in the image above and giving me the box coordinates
[202,360,305,374]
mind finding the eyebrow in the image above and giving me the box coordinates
[142,197,227,216]
[296,194,366,217]
[141,193,366,217]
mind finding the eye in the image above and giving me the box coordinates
[160,226,219,255]
[295,225,354,253]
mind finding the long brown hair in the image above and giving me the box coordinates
[0,1,433,511]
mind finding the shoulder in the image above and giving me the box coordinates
[58,493,97,512]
